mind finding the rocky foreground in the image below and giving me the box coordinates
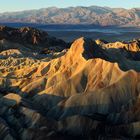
[0,26,140,139]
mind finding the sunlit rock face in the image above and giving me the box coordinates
[1,26,140,139]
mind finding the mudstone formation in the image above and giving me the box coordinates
[0,26,140,139]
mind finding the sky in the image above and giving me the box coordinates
[0,0,140,13]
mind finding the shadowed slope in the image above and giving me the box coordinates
[0,26,69,52]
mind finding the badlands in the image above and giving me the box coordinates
[0,26,140,139]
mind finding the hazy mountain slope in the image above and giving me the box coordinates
[1,26,140,139]
[0,6,140,26]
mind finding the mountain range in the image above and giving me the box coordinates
[0,6,140,26]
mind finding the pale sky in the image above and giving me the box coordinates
[0,0,140,13]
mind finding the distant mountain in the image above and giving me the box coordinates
[0,6,140,26]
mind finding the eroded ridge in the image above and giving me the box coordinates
[0,26,140,139]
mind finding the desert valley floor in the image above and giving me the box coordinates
[0,26,140,139]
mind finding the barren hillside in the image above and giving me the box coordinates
[0,26,140,139]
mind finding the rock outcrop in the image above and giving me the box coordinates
[0,26,69,52]
[0,26,140,139]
